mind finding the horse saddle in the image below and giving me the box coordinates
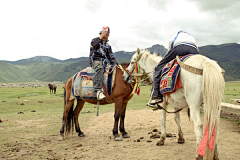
[71,65,116,100]
[159,54,193,95]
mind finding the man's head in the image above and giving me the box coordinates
[99,26,110,41]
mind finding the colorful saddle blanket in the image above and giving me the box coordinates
[159,55,193,95]
[72,65,116,100]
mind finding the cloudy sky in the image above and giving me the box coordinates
[0,0,239,61]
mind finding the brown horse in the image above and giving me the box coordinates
[48,84,57,94]
[59,64,135,141]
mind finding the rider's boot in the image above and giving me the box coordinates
[148,94,163,105]
[97,90,106,100]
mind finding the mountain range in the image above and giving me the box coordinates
[0,43,239,83]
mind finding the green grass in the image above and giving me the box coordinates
[223,81,240,103]
[0,82,239,159]
[0,81,239,117]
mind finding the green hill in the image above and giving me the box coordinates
[0,61,29,82]
[4,56,62,65]
[199,43,240,81]
[0,43,239,82]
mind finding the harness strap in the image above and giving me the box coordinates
[176,56,225,76]
[176,55,203,75]
[117,64,125,73]
[102,83,114,103]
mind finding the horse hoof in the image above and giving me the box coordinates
[196,155,203,160]
[115,136,123,141]
[122,133,130,138]
[59,136,65,141]
[156,140,164,146]
[78,133,85,137]
[177,138,185,144]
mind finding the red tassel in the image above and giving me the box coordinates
[197,124,209,157]
[208,123,216,152]
[136,88,140,95]
[0,119,8,122]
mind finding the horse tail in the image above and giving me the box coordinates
[201,60,225,158]
[63,86,74,134]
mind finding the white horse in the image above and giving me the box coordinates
[123,49,225,160]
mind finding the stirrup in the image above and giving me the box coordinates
[149,98,163,105]
[146,103,162,111]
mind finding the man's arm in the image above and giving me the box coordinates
[89,51,93,67]
[107,45,117,65]
[91,38,102,49]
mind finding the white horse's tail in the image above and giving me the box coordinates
[201,60,225,158]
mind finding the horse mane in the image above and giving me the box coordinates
[120,62,129,68]
[120,62,130,66]
[140,49,162,63]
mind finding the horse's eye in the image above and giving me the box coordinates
[130,62,134,64]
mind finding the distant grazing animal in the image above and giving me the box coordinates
[48,84,57,94]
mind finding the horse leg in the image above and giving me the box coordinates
[74,99,85,137]
[119,103,130,138]
[174,107,185,144]
[156,101,167,146]
[189,105,203,159]
[213,144,219,160]
[59,99,74,140]
[113,99,123,141]
[212,120,220,160]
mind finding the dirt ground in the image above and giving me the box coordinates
[1,109,240,160]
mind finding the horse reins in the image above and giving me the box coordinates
[128,56,154,84]
[148,104,183,113]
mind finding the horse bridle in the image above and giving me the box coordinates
[127,55,153,84]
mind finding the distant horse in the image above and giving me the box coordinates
[123,49,225,160]
[59,63,135,141]
[48,84,57,94]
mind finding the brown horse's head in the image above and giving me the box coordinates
[48,84,52,88]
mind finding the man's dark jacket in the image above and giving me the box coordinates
[89,37,117,66]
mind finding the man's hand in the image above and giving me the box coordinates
[100,31,108,39]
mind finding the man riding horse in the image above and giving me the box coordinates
[149,30,200,105]
[89,26,118,100]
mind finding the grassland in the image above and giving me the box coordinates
[0,82,239,159]
[0,81,239,123]
[223,81,240,103]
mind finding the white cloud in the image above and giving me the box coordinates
[0,0,239,61]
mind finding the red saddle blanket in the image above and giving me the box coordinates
[159,55,193,95]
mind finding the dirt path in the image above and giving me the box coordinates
[1,109,240,160]
[79,109,240,160]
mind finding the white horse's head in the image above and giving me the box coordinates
[123,48,157,83]
[123,48,141,83]
[128,48,143,73]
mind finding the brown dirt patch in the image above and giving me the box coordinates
[1,109,240,160]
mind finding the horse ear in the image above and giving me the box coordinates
[137,48,140,55]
